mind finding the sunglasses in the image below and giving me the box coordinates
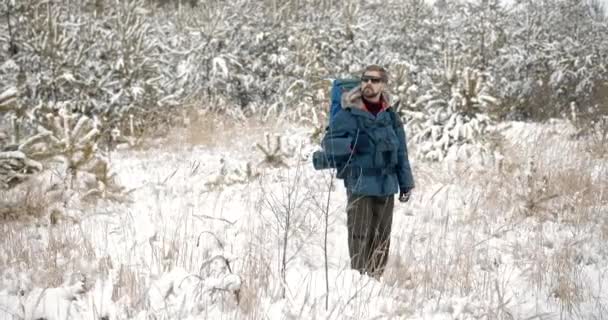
[361,76,383,84]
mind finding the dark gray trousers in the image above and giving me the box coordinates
[346,193,394,278]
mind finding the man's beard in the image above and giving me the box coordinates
[362,86,379,99]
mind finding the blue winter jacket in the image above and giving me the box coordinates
[320,87,415,197]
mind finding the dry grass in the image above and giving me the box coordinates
[549,244,587,315]
[484,130,604,309]
[165,112,233,148]
[162,107,289,150]
[385,122,607,317]
[111,264,147,313]
[236,228,273,317]
[0,180,52,223]
[1,119,605,318]
[0,221,97,291]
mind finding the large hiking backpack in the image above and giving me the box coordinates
[329,78,360,124]
[312,78,358,170]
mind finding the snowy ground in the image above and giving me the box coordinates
[1,119,607,319]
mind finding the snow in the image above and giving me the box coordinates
[1,0,607,317]
[0,119,606,319]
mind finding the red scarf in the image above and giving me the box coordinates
[363,98,386,116]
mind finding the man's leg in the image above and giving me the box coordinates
[346,193,374,274]
[369,195,394,277]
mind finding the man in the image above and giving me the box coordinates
[320,65,415,278]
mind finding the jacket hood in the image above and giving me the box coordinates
[341,85,391,112]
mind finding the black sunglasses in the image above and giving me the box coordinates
[361,76,383,84]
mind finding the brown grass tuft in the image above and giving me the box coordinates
[0,179,53,223]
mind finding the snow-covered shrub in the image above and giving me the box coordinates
[510,158,558,219]
[494,0,608,120]
[496,40,608,121]
[255,133,292,168]
[1,0,605,130]
[1,0,606,157]
[0,150,42,189]
[147,263,242,318]
[0,97,125,201]
[204,159,260,192]
[0,0,193,140]
[204,132,305,191]
[0,88,41,188]
[30,104,100,167]
[410,62,498,162]
[25,103,125,202]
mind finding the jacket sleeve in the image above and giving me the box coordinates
[394,115,415,190]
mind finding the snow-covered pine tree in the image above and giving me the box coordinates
[412,51,498,163]
[496,0,608,120]
[0,87,42,188]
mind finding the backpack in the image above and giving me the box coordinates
[329,78,360,124]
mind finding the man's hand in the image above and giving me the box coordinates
[399,188,412,203]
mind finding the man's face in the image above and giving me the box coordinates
[361,71,385,100]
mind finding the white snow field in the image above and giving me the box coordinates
[1,118,606,320]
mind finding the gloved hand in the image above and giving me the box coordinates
[398,188,412,203]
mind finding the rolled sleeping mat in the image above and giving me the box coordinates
[322,137,353,157]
